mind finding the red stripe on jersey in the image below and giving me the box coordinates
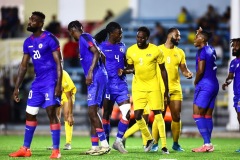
[26,120,37,126]
[205,115,212,118]
[88,41,94,47]
[50,123,61,130]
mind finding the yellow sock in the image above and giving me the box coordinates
[123,123,139,139]
[65,121,73,144]
[152,119,159,145]
[136,118,152,141]
[171,120,181,143]
[154,114,167,148]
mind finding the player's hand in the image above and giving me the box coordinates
[86,71,93,85]
[164,92,170,106]
[118,69,123,76]
[222,83,228,90]
[184,71,193,79]
[55,85,62,97]
[68,115,74,126]
[13,88,20,102]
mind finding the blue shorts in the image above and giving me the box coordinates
[233,95,240,112]
[193,86,218,109]
[105,88,129,105]
[27,83,61,108]
[87,75,107,107]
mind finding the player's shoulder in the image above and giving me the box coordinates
[117,42,126,47]
[174,46,184,53]
[127,44,138,51]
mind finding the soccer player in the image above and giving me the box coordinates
[192,27,219,152]
[95,22,131,153]
[9,11,63,159]
[125,26,170,153]
[47,70,76,150]
[68,20,110,155]
[151,28,193,152]
[222,38,240,152]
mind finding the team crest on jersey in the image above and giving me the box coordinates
[87,94,92,100]
[38,43,43,49]
[120,48,124,53]
[146,53,152,57]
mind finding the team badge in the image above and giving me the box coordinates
[39,43,43,49]
[120,48,124,53]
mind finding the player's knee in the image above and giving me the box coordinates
[26,106,39,115]
[119,103,131,121]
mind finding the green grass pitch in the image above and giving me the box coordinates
[1,135,240,160]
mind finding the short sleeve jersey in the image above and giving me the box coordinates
[195,45,218,89]
[158,44,186,91]
[126,43,164,91]
[229,58,240,95]
[99,41,127,82]
[23,31,60,85]
[62,70,77,95]
[78,33,107,78]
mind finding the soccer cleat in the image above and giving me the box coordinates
[63,143,71,150]
[9,146,32,157]
[235,148,240,153]
[172,143,185,152]
[47,145,53,150]
[50,149,61,159]
[192,145,213,152]
[112,140,128,153]
[150,144,159,152]
[161,147,170,154]
[144,139,155,152]
[83,147,101,155]
[208,144,214,152]
[89,146,111,156]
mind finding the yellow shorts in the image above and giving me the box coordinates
[61,92,76,106]
[143,105,150,115]
[132,90,164,111]
[169,89,182,101]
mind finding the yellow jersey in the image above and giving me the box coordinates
[61,70,77,103]
[158,44,186,92]
[127,43,164,91]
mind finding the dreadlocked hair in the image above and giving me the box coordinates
[32,11,45,21]
[137,26,150,37]
[68,20,83,31]
[95,21,121,44]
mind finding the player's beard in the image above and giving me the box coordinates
[232,48,240,57]
[171,37,179,46]
[27,26,38,32]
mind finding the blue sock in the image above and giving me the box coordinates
[50,123,61,149]
[117,119,129,139]
[205,115,213,139]
[23,121,37,148]
[96,128,107,141]
[193,115,210,144]
[91,134,99,147]
[102,119,110,143]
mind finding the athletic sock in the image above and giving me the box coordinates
[102,119,110,143]
[64,121,73,144]
[50,123,61,149]
[96,128,109,147]
[116,119,129,141]
[23,120,37,148]
[171,120,181,143]
[154,114,167,148]
[193,115,210,144]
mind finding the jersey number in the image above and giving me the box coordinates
[115,55,119,62]
[33,50,41,59]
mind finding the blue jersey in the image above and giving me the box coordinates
[78,33,107,78]
[195,45,219,89]
[23,31,60,86]
[229,58,240,95]
[99,41,128,94]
